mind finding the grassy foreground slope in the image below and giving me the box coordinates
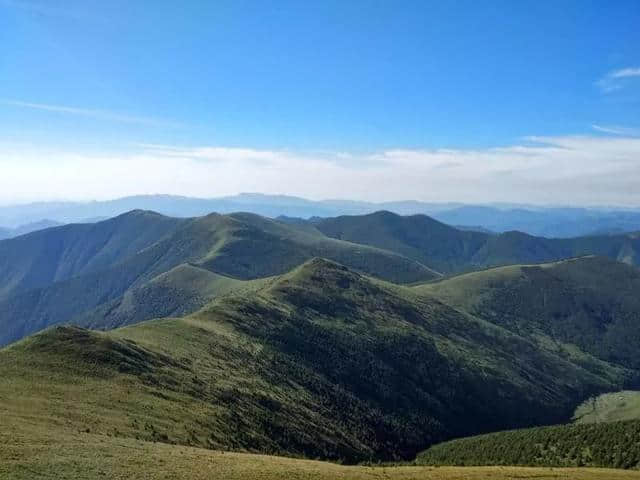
[417,420,640,469]
[1,259,631,463]
[3,425,639,480]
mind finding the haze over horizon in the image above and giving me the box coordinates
[2,0,639,205]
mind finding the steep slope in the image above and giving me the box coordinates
[415,256,640,370]
[0,211,438,346]
[0,259,633,464]
[317,211,640,274]
[0,210,186,300]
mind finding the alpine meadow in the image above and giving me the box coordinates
[2,1,640,479]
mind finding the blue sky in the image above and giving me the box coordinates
[1,0,640,204]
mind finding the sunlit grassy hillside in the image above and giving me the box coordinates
[2,258,632,465]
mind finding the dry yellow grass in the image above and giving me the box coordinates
[2,424,639,480]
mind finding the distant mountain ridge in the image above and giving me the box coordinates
[0,219,63,240]
[316,211,640,274]
[3,208,640,347]
[0,210,438,346]
[3,193,640,237]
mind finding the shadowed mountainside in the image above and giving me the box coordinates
[415,256,640,370]
[0,258,634,464]
[316,211,640,274]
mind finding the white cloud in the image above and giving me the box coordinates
[592,124,640,136]
[1,100,181,128]
[610,68,640,79]
[596,67,640,93]
[2,134,640,207]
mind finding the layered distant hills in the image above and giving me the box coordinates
[0,219,62,240]
[0,210,439,346]
[2,207,640,468]
[3,209,640,347]
[3,193,640,237]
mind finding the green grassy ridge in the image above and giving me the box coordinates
[316,211,488,274]
[0,211,438,346]
[414,256,640,370]
[417,420,640,469]
[316,211,640,274]
[0,258,633,463]
[4,208,640,348]
[196,212,440,282]
[573,391,640,424]
[76,263,272,331]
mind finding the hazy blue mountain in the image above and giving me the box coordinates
[453,225,495,234]
[0,219,63,240]
[2,194,640,238]
[432,206,640,238]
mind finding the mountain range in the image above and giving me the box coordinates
[1,255,637,463]
[3,193,640,238]
[2,207,640,472]
[3,209,640,347]
[0,219,62,240]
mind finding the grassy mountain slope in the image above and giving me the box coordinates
[0,211,438,346]
[417,420,640,469]
[181,212,439,282]
[316,211,640,274]
[415,256,640,370]
[0,210,185,300]
[4,427,639,480]
[0,259,633,464]
[316,211,487,274]
[77,264,272,330]
[573,391,640,424]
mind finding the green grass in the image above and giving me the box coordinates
[77,263,274,330]
[574,391,640,424]
[414,256,640,371]
[0,258,633,465]
[3,425,640,480]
